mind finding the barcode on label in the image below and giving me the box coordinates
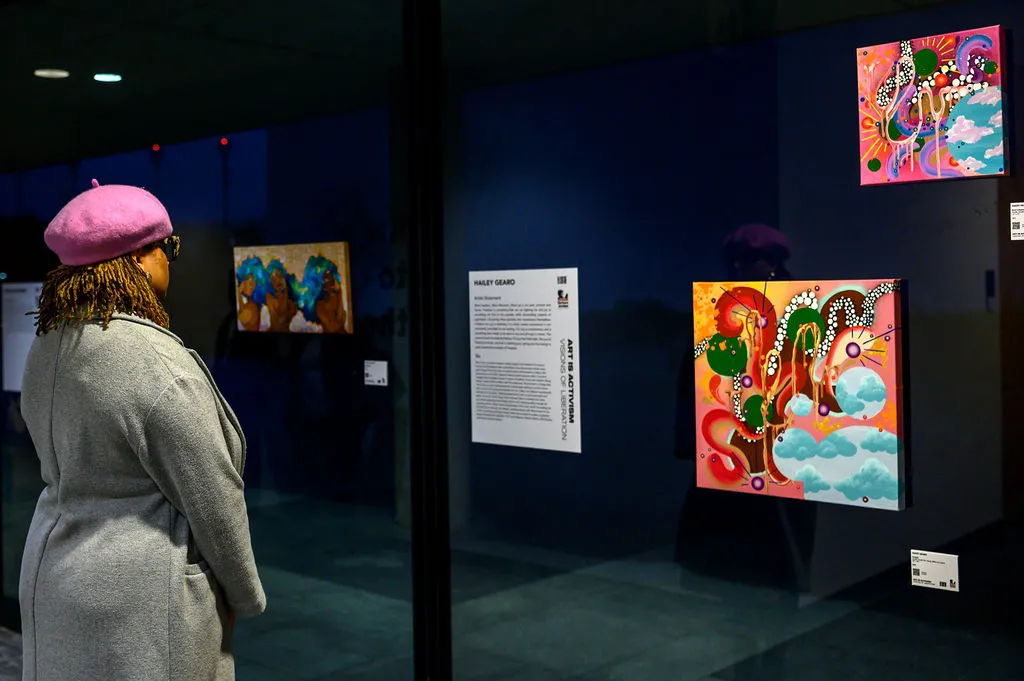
[912,568,921,576]
[1014,221,1022,231]
[557,276,567,284]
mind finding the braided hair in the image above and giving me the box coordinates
[34,250,169,334]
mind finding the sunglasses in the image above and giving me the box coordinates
[159,235,181,262]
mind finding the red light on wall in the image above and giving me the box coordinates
[151,144,161,152]
[220,137,229,146]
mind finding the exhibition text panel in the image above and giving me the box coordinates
[469,268,581,453]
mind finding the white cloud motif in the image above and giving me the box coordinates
[793,465,831,494]
[969,87,1001,106]
[959,157,987,172]
[947,116,994,145]
[984,144,1004,159]
[989,110,1003,128]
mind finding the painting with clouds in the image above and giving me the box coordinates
[857,25,1006,186]
[693,278,906,510]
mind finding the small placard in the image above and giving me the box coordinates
[364,360,388,387]
[910,550,959,592]
[1011,202,1024,241]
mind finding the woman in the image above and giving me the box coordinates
[235,258,264,332]
[265,260,298,333]
[675,223,814,594]
[19,180,266,681]
[314,262,348,334]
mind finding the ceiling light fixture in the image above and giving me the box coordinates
[93,73,122,83]
[34,69,70,79]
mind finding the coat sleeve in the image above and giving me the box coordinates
[136,374,267,618]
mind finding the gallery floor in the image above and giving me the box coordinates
[2,442,1022,680]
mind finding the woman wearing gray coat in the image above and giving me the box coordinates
[18,180,266,680]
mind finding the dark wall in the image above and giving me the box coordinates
[778,1,1011,597]
[444,0,1010,595]
[445,41,782,555]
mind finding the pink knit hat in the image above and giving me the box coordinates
[723,223,790,255]
[44,179,173,266]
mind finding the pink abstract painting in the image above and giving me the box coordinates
[857,26,1006,186]
[693,279,906,511]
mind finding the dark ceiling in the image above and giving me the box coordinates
[0,0,957,173]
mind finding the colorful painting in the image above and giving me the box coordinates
[693,279,906,511]
[233,242,353,334]
[857,26,1005,185]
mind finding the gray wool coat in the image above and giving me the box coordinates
[19,314,266,681]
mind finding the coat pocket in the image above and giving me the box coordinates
[184,560,210,576]
[173,571,234,679]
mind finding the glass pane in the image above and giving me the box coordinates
[444,1,1018,679]
[0,4,411,680]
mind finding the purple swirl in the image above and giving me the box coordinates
[956,34,994,77]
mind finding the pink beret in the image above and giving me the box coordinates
[44,179,173,266]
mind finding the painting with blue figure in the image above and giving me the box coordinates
[236,257,271,305]
[233,242,353,334]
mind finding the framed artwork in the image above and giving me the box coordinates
[692,279,906,511]
[233,242,353,334]
[858,25,1005,185]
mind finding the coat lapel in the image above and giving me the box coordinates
[110,315,247,474]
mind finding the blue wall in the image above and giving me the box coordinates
[448,40,781,554]
[443,0,1011,594]
[0,0,1013,592]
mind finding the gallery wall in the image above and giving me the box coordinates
[444,0,1010,597]
[445,40,782,555]
[777,0,1010,597]
[0,0,1011,597]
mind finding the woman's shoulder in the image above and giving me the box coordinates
[91,316,198,383]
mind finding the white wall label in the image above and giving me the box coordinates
[1011,202,1024,241]
[910,550,959,592]
[2,282,42,393]
[364,360,388,387]
[469,267,581,453]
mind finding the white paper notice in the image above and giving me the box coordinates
[910,549,959,592]
[1011,203,1024,241]
[2,282,42,393]
[469,268,581,453]
[364,360,388,387]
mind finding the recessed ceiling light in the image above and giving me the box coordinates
[34,68,70,79]
[93,73,122,83]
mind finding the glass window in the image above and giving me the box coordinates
[444,1,1019,678]
[0,4,412,680]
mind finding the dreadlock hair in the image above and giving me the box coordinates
[34,250,169,335]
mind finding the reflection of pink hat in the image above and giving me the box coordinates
[723,223,790,257]
[44,179,173,266]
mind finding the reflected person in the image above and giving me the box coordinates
[19,180,266,681]
[675,223,816,594]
